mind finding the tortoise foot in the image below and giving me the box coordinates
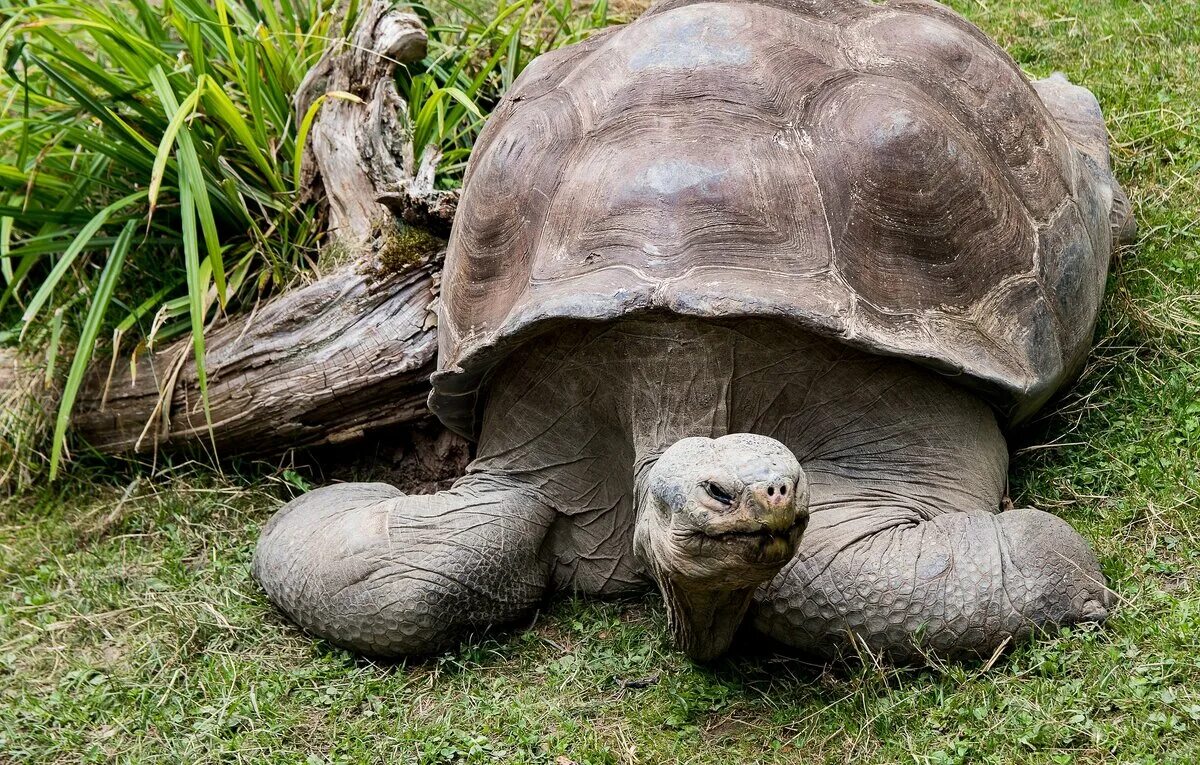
[253,478,554,657]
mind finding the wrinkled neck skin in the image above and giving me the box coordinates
[633,469,762,661]
[620,325,783,660]
[616,325,739,660]
[614,321,811,661]
[477,317,805,659]
[652,567,756,662]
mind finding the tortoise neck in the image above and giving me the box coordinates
[655,568,756,662]
[619,320,737,459]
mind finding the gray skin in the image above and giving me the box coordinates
[254,317,1113,661]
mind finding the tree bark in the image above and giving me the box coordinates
[72,258,442,455]
[295,1,457,245]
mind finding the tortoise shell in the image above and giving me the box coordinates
[429,0,1119,437]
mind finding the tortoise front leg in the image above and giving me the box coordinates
[253,475,555,657]
[752,502,1114,662]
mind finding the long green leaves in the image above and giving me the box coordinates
[49,219,136,478]
[17,190,148,334]
[0,0,352,482]
[148,65,226,310]
[0,0,620,483]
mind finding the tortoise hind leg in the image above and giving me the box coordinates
[253,475,555,657]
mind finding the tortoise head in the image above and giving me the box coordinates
[634,434,809,661]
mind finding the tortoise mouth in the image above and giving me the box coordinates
[697,514,808,562]
[703,513,808,540]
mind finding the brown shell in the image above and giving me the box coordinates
[430,0,1118,437]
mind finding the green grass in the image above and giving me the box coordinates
[2,0,1199,762]
[405,0,617,187]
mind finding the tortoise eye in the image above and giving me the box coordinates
[702,481,735,506]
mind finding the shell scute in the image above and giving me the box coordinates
[805,75,1036,312]
[846,9,1074,220]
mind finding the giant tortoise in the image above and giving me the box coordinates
[254,0,1133,661]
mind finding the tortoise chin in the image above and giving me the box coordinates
[634,434,810,661]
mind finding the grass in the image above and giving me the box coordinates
[1,0,1199,762]
[404,0,616,187]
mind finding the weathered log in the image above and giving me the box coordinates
[72,258,442,455]
[295,1,457,245]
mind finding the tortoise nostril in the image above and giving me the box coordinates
[767,486,775,497]
[780,484,787,496]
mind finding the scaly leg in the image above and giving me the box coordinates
[253,475,555,656]
[1032,73,1135,244]
[734,339,1114,661]
[752,501,1114,661]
